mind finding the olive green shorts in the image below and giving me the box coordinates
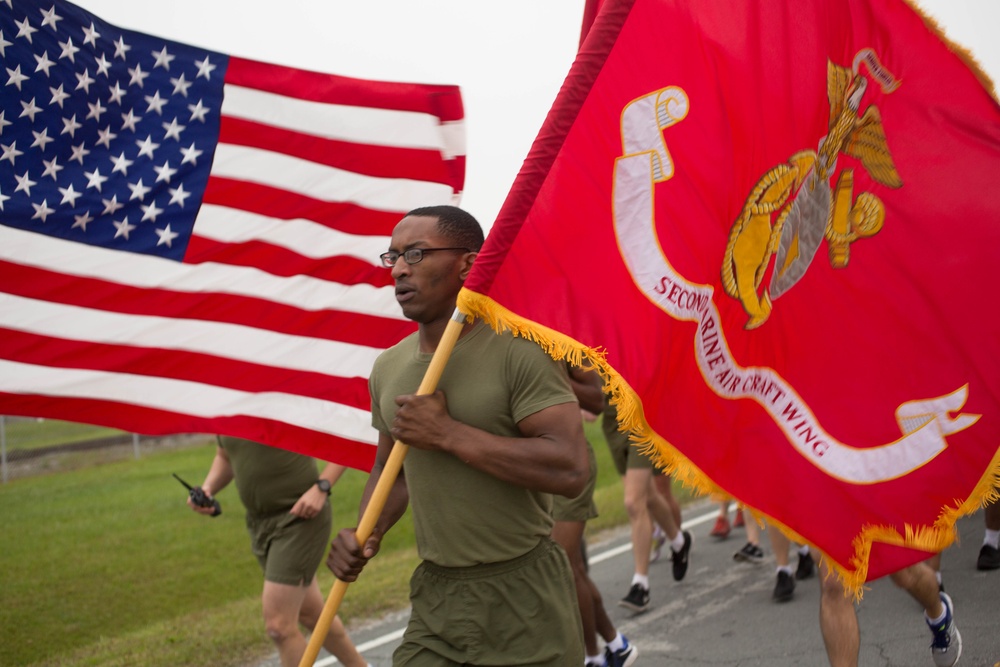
[394,537,584,666]
[606,432,657,476]
[245,502,331,586]
[552,443,598,523]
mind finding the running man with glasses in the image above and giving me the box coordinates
[327,205,589,666]
[380,245,472,267]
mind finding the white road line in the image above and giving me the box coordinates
[318,627,407,666]
[589,506,717,565]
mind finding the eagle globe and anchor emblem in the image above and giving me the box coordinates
[722,49,903,329]
[610,49,978,484]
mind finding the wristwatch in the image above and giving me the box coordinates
[314,479,331,495]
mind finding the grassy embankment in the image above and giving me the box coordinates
[0,419,694,667]
[2,416,126,450]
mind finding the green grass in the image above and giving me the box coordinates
[0,419,695,667]
[0,440,393,667]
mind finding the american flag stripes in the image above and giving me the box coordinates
[0,0,465,470]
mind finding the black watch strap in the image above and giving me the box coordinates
[315,479,331,495]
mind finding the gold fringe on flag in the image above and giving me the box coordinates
[458,287,1000,598]
[904,0,998,102]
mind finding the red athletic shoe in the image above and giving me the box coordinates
[710,516,731,539]
[733,511,745,528]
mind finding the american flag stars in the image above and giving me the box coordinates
[1,0,225,258]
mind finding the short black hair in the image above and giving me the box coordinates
[406,205,484,252]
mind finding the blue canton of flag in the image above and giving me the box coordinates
[1,0,226,261]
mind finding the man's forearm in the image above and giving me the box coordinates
[356,466,409,538]
[202,452,233,496]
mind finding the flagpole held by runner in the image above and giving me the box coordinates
[299,308,468,667]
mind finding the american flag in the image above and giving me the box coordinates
[0,0,465,470]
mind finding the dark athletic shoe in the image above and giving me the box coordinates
[618,583,650,613]
[977,543,1000,570]
[604,634,638,667]
[733,541,765,564]
[772,570,795,602]
[671,530,693,581]
[795,552,815,580]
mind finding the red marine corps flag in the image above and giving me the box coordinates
[0,0,464,471]
[459,0,1000,589]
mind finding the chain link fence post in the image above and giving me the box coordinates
[0,420,207,481]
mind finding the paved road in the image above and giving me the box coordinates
[258,502,1000,666]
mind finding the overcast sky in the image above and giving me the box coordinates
[73,0,1000,232]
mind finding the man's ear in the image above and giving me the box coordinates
[459,252,478,280]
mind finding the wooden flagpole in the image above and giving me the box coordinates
[299,309,468,667]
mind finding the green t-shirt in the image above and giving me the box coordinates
[370,322,576,568]
[218,436,319,518]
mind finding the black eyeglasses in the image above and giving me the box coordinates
[379,247,470,267]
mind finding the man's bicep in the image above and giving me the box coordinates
[516,400,585,442]
[517,401,589,496]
